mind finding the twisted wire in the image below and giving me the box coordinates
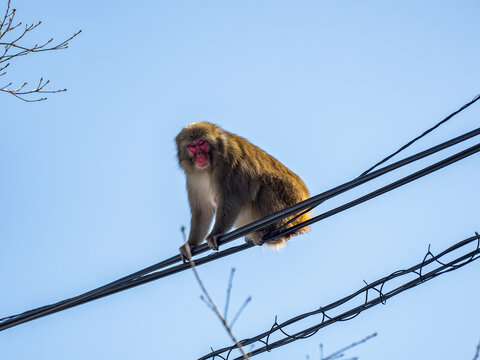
[200,233,480,359]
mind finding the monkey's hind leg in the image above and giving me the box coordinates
[263,212,311,249]
[245,214,310,249]
[244,228,288,249]
[206,234,220,251]
[244,230,266,246]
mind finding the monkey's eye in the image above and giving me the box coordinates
[187,144,196,151]
[198,140,206,146]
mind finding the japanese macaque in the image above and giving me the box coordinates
[176,121,310,261]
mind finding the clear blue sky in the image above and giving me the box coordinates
[1,1,479,359]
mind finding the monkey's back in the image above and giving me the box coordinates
[224,131,311,245]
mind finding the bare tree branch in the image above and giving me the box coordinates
[181,226,250,360]
[0,0,81,102]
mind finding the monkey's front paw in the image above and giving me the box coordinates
[206,234,220,251]
[179,243,192,263]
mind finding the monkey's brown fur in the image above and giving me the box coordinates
[176,121,310,260]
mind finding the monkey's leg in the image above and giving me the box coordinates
[206,195,243,251]
[244,231,266,246]
[180,204,214,262]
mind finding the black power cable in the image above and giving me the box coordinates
[1,134,479,331]
[4,126,478,328]
[1,94,479,332]
[265,140,480,242]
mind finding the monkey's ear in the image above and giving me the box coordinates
[209,133,227,155]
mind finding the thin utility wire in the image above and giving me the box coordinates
[359,93,480,176]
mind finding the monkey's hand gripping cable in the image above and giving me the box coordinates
[1,121,480,331]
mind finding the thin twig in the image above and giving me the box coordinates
[0,0,13,35]
[224,268,236,321]
[473,340,480,360]
[323,333,377,360]
[181,227,250,360]
[200,295,215,311]
[229,296,251,329]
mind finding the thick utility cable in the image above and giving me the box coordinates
[1,96,479,327]
[5,126,477,325]
[1,135,479,331]
[200,233,480,359]
[4,97,477,307]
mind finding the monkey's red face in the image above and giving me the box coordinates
[187,139,209,168]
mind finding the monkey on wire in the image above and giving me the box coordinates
[176,122,310,262]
